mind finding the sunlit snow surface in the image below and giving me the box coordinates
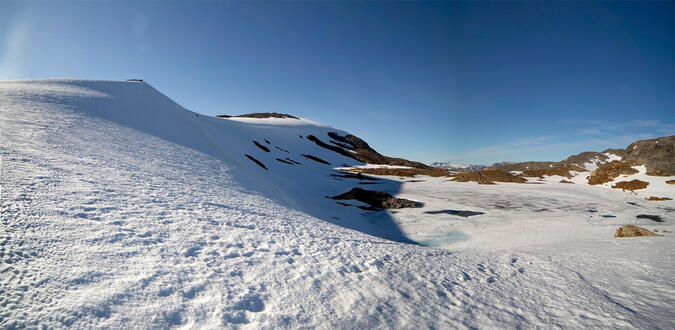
[1,80,674,328]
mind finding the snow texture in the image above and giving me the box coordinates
[1,79,674,328]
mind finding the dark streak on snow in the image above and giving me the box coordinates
[253,141,270,152]
[301,154,331,165]
[244,154,268,170]
[425,210,485,217]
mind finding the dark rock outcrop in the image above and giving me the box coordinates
[217,113,299,119]
[236,112,299,119]
[327,132,432,169]
[332,188,424,209]
[623,135,675,175]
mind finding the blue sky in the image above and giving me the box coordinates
[2,1,673,164]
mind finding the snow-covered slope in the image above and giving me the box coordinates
[2,79,673,328]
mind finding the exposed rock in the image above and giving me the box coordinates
[559,179,574,184]
[602,148,628,158]
[236,112,298,119]
[306,135,359,161]
[327,132,432,169]
[623,135,675,175]
[561,151,610,169]
[522,167,575,178]
[331,188,424,209]
[276,158,295,165]
[300,154,331,165]
[451,169,527,184]
[612,179,649,191]
[329,171,379,181]
[347,167,449,178]
[253,140,270,152]
[667,180,675,185]
[645,167,672,176]
[646,196,672,201]
[615,225,659,238]
[588,160,639,185]
[244,154,267,170]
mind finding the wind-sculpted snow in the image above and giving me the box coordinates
[1,80,674,328]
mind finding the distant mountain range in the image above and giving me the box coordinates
[430,161,513,172]
[431,136,674,175]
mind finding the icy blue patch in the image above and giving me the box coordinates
[417,231,469,247]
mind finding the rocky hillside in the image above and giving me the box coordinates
[623,135,675,175]
[489,138,671,174]
[325,132,432,169]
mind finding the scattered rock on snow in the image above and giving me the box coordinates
[646,196,672,201]
[612,179,649,191]
[244,154,268,170]
[253,140,270,152]
[615,225,659,238]
[301,154,331,165]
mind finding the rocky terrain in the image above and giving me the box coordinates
[217,112,299,119]
[325,132,432,169]
[624,136,675,175]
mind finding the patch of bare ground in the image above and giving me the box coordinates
[646,196,672,201]
[331,188,424,209]
[612,179,649,191]
[347,167,449,177]
[451,169,527,184]
[559,179,574,184]
[522,167,574,178]
[667,180,675,185]
[587,160,639,185]
[615,225,659,238]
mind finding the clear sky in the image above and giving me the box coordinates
[2,1,673,164]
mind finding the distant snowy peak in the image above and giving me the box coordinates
[430,162,471,170]
[430,161,514,172]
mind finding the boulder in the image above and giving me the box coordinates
[615,225,659,238]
